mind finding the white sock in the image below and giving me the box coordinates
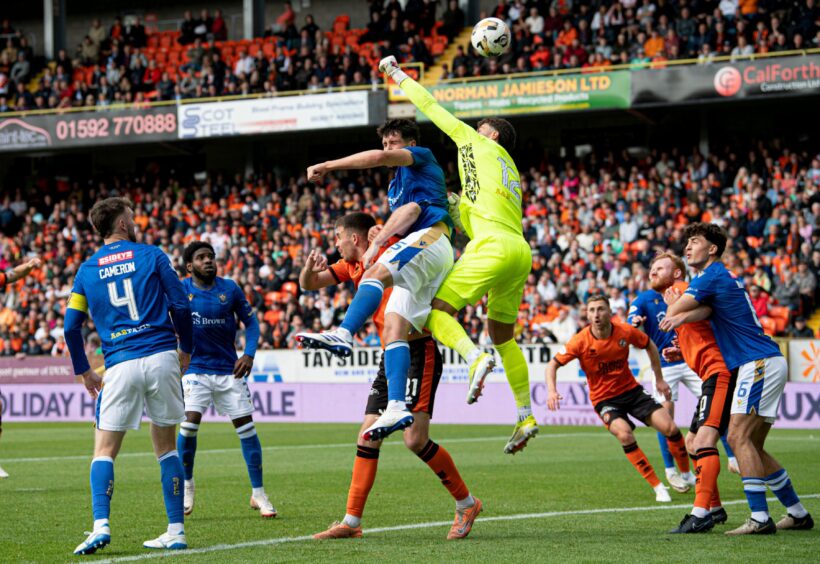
[167,522,184,536]
[787,502,809,518]
[729,456,738,465]
[336,327,353,342]
[466,349,480,366]
[665,467,677,479]
[517,406,532,423]
[691,507,709,518]
[710,505,722,512]
[387,400,407,411]
[252,487,265,498]
[654,484,667,492]
[342,514,361,528]
[456,494,475,510]
[93,519,110,531]
[751,511,769,523]
[680,471,694,481]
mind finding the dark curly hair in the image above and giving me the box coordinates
[682,222,727,258]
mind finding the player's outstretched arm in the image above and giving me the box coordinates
[306,149,413,184]
[659,303,711,332]
[4,257,41,284]
[379,56,474,145]
[299,249,337,290]
[545,360,563,411]
[363,202,422,267]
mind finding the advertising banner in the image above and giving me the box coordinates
[419,71,631,120]
[788,339,820,383]
[0,106,178,153]
[177,91,372,139]
[2,382,818,428]
[632,54,820,106]
[0,357,75,384]
[248,344,651,385]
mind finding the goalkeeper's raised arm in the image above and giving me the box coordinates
[379,56,475,147]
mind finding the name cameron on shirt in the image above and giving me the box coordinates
[99,262,136,279]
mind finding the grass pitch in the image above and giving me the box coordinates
[0,423,817,562]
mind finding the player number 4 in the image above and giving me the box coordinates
[108,278,140,321]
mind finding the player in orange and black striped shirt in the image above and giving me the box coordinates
[650,252,736,533]
[545,295,692,503]
[0,256,42,480]
[298,212,477,540]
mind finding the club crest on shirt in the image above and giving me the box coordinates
[618,339,627,348]
[188,293,194,301]
[219,293,228,303]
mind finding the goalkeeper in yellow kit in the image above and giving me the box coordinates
[379,56,537,454]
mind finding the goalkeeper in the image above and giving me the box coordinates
[380,56,537,454]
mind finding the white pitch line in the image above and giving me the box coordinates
[97,493,820,563]
[2,433,606,464]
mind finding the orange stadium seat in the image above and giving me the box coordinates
[759,316,777,336]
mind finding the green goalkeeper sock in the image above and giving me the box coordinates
[495,338,531,409]
[426,309,477,362]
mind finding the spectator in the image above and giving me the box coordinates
[275,1,296,33]
[10,51,29,84]
[787,317,815,338]
[212,9,228,41]
[125,16,147,48]
[748,284,770,318]
[179,11,198,45]
[441,0,466,40]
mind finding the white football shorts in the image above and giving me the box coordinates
[378,226,454,331]
[96,350,184,431]
[653,362,702,403]
[182,373,255,419]
[731,355,788,424]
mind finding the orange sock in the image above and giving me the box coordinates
[692,447,720,511]
[417,440,470,501]
[666,431,690,473]
[623,442,661,488]
[345,445,379,518]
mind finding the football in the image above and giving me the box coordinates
[471,17,511,57]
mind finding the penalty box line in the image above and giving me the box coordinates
[98,493,820,563]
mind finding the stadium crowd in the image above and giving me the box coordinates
[0,0,445,112]
[440,0,819,79]
[2,1,819,112]
[1,137,819,357]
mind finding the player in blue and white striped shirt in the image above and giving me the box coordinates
[175,241,275,518]
[64,197,193,555]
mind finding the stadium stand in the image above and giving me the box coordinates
[1,139,818,357]
[2,2,818,111]
[0,0,450,111]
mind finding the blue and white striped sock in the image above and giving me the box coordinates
[237,422,264,490]
[341,279,384,336]
[90,456,114,527]
[742,477,769,522]
[765,468,808,518]
[384,340,410,407]
[158,450,185,530]
[177,422,199,481]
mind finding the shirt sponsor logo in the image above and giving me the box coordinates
[191,312,226,326]
[98,251,134,266]
[111,323,151,340]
